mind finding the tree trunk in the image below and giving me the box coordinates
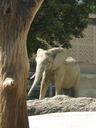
[0,0,44,128]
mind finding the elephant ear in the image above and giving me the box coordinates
[46,47,64,58]
[46,47,66,70]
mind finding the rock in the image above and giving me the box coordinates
[27,95,96,116]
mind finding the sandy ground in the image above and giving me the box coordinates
[28,112,96,128]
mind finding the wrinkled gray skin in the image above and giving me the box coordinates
[28,47,80,100]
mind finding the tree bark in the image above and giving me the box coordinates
[0,0,44,128]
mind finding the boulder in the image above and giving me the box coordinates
[27,95,96,116]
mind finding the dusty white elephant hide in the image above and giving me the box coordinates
[28,47,80,99]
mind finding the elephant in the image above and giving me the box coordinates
[28,47,80,99]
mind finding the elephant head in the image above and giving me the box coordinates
[28,47,64,96]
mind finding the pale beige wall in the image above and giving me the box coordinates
[67,14,96,97]
[79,63,96,73]
[79,73,96,98]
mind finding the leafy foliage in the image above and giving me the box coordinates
[88,1,96,13]
[27,0,95,57]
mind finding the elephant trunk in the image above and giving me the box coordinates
[28,64,44,96]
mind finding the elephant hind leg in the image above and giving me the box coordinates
[62,88,70,96]
[62,87,78,97]
[62,88,75,97]
[69,87,75,97]
[70,83,79,97]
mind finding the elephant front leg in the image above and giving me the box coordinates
[39,81,49,100]
[55,83,62,95]
[55,77,63,95]
[39,73,49,100]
